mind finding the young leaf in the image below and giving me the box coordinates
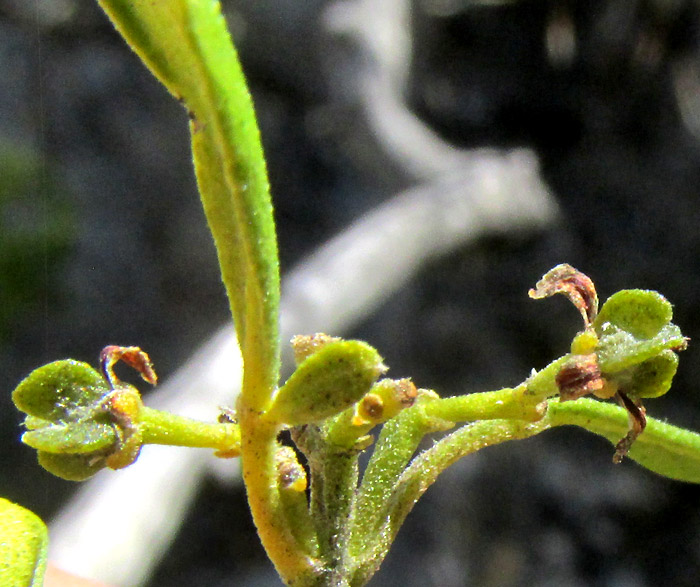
[266,341,386,426]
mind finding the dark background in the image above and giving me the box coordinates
[2,0,700,585]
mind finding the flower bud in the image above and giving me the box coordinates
[352,378,418,426]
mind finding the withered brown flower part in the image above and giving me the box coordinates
[556,354,606,401]
[555,354,648,463]
[100,345,158,388]
[613,391,647,464]
[275,446,307,492]
[529,264,599,328]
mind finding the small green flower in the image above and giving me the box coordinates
[12,347,153,481]
[530,266,688,462]
[594,289,686,396]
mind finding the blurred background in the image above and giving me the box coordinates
[3,0,700,585]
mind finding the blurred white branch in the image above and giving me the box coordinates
[281,149,558,366]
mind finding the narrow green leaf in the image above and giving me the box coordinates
[96,0,280,409]
[348,399,452,558]
[547,398,700,483]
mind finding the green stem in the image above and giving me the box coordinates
[348,395,700,584]
[347,404,445,558]
[524,355,572,398]
[422,385,544,422]
[348,380,550,558]
[238,411,322,585]
[297,426,359,582]
[139,406,240,453]
[348,418,545,585]
[92,3,309,582]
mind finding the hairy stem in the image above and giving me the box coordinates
[139,406,240,454]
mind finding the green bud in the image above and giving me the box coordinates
[0,498,47,586]
[266,340,386,425]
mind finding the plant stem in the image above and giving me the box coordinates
[92,4,313,581]
[139,406,240,454]
[296,426,359,580]
[422,385,544,422]
[348,381,548,558]
[238,410,322,585]
[347,405,439,558]
[348,417,546,585]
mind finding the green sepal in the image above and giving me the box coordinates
[37,451,108,482]
[266,341,386,425]
[0,498,48,586]
[594,290,686,382]
[22,420,115,453]
[596,322,685,373]
[12,360,108,422]
[613,350,679,400]
[595,289,672,339]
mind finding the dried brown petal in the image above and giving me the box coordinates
[529,264,599,327]
[100,345,157,388]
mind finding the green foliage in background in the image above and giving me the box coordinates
[0,141,73,344]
